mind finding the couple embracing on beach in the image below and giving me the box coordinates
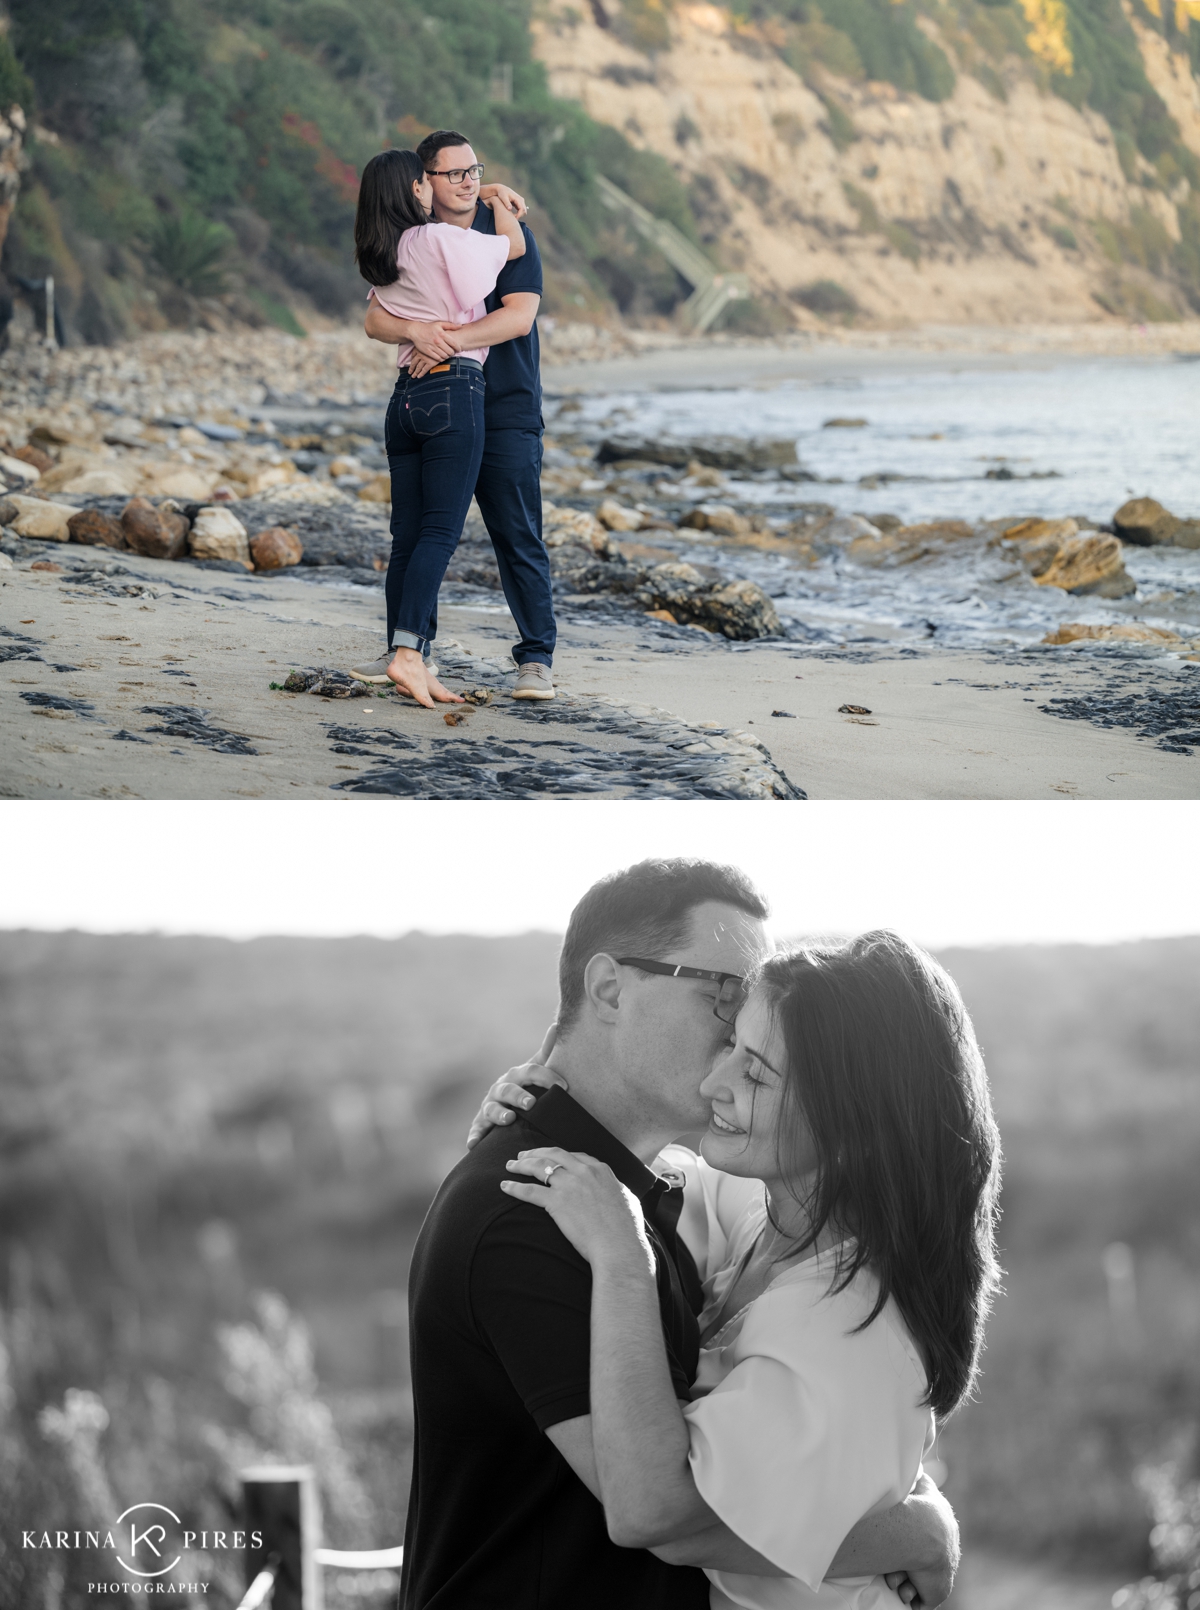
[399,857,1002,1610]
[347,130,557,707]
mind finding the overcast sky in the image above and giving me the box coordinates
[3,802,1196,949]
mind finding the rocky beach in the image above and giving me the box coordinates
[3,324,1200,800]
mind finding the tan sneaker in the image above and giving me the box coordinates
[349,652,437,684]
[513,661,555,700]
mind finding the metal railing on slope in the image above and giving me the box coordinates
[235,1467,403,1610]
[594,174,750,333]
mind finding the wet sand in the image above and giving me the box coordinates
[3,541,1196,800]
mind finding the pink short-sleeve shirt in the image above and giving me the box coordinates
[369,221,510,368]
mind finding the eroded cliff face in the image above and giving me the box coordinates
[532,1,1200,326]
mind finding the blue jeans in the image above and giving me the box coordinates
[384,360,486,655]
[474,428,556,667]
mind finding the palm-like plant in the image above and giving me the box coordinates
[148,211,234,297]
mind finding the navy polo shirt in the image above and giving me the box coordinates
[400,1086,710,1610]
[470,200,543,433]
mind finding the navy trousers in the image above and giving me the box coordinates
[473,427,557,668]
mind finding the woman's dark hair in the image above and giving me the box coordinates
[757,932,1002,1419]
[354,149,428,287]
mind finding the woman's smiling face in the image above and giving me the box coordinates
[697,988,815,1187]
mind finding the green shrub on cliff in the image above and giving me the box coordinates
[741,0,956,102]
[0,32,32,110]
[0,0,702,339]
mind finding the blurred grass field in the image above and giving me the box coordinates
[1,930,1197,1608]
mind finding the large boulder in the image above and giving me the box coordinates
[1043,623,1185,646]
[680,503,753,537]
[137,463,219,502]
[1000,517,1079,572]
[189,507,251,567]
[543,503,612,554]
[68,508,128,548]
[0,494,76,541]
[596,497,643,532]
[121,497,190,559]
[846,518,975,567]
[597,435,798,473]
[357,473,392,503]
[250,526,303,569]
[57,467,137,498]
[701,579,782,639]
[636,562,781,639]
[1113,498,1180,546]
[0,451,41,485]
[1033,533,1135,598]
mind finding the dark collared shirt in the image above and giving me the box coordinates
[401,1087,710,1610]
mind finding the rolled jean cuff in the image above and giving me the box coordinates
[391,630,434,655]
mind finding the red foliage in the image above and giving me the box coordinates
[281,111,361,200]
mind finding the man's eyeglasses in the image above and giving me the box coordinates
[425,164,485,184]
[616,958,747,1026]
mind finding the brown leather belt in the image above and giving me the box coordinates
[419,357,483,376]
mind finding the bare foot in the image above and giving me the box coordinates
[386,648,436,709]
[426,671,465,705]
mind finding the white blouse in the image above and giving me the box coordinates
[659,1148,935,1610]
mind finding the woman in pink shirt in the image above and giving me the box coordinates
[354,148,525,707]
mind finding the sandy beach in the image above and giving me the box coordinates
[2,537,1197,800]
[3,323,1199,800]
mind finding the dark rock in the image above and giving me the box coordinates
[839,703,872,714]
[635,563,781,640]
[281,667,370,698]
[121,498,189,560]
[1113,497,1180,546]
[237,499,390,571]
[251,526,303,569]
[596,435,798,473]
[0,498,17,526]
[68,507,128,548]
[11,444,54,473]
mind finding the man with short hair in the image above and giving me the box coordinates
[358,130,557,702]
[401,859,959,1609]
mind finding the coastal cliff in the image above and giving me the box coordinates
[533,0,1200,326]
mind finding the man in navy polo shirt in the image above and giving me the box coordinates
[360,130,557,701]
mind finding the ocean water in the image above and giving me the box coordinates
[552,357,1200,652]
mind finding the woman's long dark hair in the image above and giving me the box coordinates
[757,932,1002,1418]
[354,149,428,286]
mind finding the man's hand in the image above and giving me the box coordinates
[479,182,527,219]
[364,303,463,362]
[830,1470,958,1608]
[882,1473,959,1609]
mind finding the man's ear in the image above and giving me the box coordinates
[582,953,622,1025]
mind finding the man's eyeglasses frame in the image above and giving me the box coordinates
[425,164,485,184]
[615,958,746,1026]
